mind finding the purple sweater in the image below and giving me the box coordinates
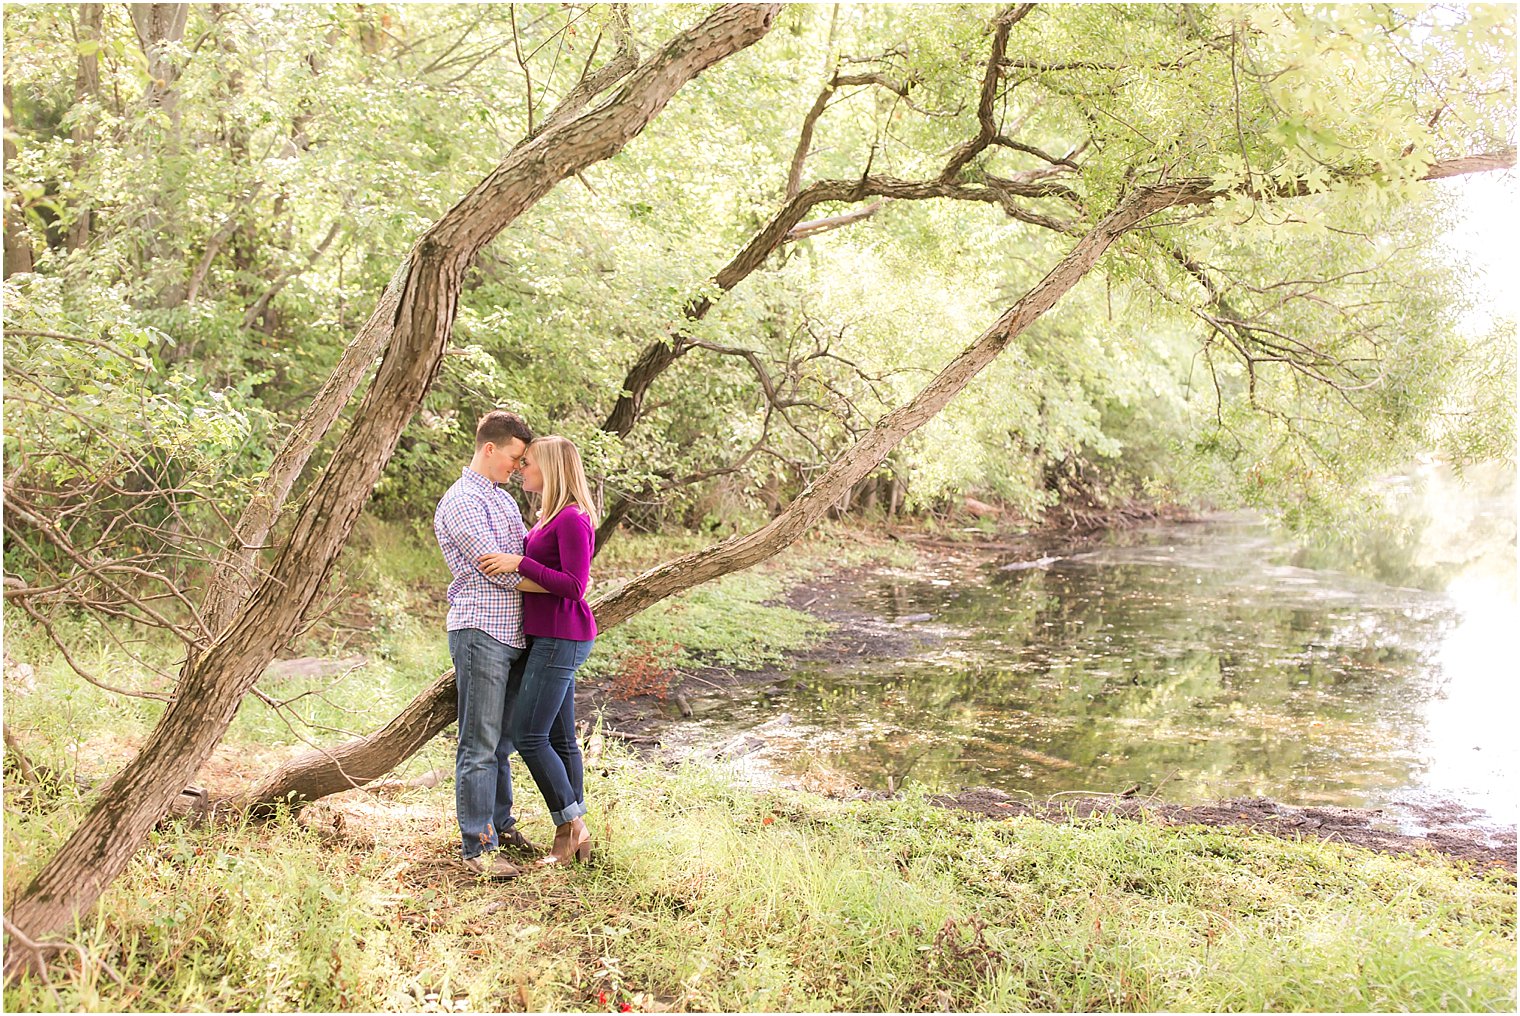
[518,505,598,640]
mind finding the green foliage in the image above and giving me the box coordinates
[4,10,1514,1006]
[4,3,1514,548]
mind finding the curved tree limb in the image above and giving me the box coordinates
[594,169,1079,440]
[598,5,1068,449]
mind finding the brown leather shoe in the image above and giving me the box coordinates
[537,818,591,867]
[462,853,520,880]
[496,826,541,856]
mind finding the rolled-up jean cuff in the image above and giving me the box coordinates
[551,799,587,826]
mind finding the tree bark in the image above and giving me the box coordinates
[3,82,34,277]
[241,667,459,812]
[237,147,1516,814]
[66,3,105,252]
[128,3,191,304]
[3,3,780,976]
[128,4,189,124]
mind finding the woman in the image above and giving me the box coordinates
[478,435,598,866]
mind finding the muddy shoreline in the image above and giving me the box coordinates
[580,529,1517,875]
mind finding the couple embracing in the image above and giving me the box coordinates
[433,409,598,879]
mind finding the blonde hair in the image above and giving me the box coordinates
[530,435,599,528]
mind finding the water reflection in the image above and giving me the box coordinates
[684,465,1515,826]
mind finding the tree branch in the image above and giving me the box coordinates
[5,3,782,967]
[235,145,1519,819]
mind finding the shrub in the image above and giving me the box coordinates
[609,639,682,702]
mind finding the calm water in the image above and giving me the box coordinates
[677,473,1517,828]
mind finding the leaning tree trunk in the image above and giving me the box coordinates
[242,179,1174,811]
[199,8,639,638]
[3,3,780,976]
[239,147,1516,813]
[3,82,34,278]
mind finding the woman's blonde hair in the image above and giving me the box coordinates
[530,435,599,528]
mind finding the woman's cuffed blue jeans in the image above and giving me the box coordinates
[511,635,595,826]
[449,628,525,860]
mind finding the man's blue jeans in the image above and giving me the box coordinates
[449,628,524,859]
[511,635,595,826]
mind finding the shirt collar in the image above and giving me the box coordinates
[461,466,501,491]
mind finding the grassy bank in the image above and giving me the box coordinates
[4,519,1515,1012]
[4,743,1515,1012]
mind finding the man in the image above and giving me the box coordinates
[434,409,544,878]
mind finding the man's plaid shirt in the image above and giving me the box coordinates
[434,467,526,649]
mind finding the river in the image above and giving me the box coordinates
[673,462,1516,834]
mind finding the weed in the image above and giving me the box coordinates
[610,639,681,701]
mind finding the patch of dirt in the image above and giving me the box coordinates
[575,555,942,739]
[931,787,1517,874]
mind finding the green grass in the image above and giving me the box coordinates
[7,519,1512,1011]
[4,747,1514,1012]
[582,570,829,680]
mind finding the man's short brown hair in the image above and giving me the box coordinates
[475,409,534,449]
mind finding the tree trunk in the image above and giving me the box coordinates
[66,3,104,252]
[128,4,189,125]
[128,3,191,304]
[592,495,637,554]
[857,478,878,514]
[3,3,780,975]
[236,147,1516,814]
[241,667,459,812]
[3,82,34,277]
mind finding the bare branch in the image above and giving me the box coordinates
[241,220,341,330]
[537,6,636,135]
[785,199,887,240]
[185,182,263,304]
